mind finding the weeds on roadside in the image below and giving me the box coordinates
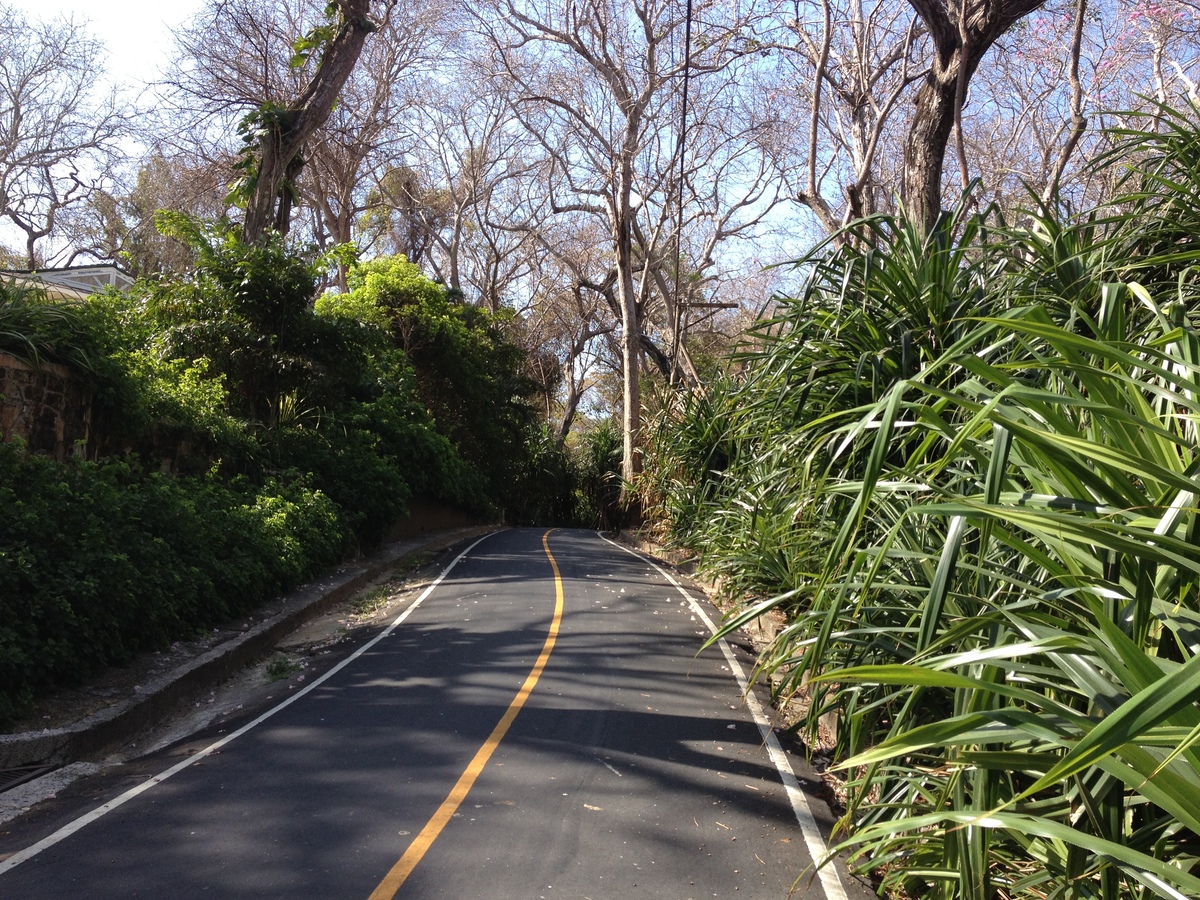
[351,586,394,617]
[264,655,298,682]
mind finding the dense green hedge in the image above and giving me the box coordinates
[0,445,343,724]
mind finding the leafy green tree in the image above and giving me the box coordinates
[114,217,491,540]
[0,6,129,267]
[343,255,546,518]
[133,214,369,423]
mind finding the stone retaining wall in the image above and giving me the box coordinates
[0,352,92,459]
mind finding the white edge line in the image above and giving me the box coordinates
[595,756,622,777]
[0,532,497,877]
[597,531,849,900]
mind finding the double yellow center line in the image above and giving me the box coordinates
[368,530,565,899]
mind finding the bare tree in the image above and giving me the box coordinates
[60,152,228,274]
[634,68,794,386]
[757,0,1195,234]
[952,0,1200,215]
[763,1,924,232]
[381,78,543,310]
[0,8,129,267]
[163,0,440,247]
[474,0,780,493]
[520,216,619,444]
[900,0,1049,230]
[1043,0,1089,201]
[957,2,1095,210]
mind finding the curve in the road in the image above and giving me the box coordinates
[0,527,862,899]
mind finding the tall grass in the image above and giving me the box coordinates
[650,109,1200,897]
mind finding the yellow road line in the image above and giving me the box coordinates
[368,530,565,900]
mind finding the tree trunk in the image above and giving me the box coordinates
[902,74,958,233]
[639,333,676,382]
[555,368,581,447]
[617,217,641,495]
[902,0,1049,233]
[242,0,375,243]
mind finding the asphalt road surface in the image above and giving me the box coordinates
[0,528,861,899]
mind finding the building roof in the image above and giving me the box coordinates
[1,263,135,300]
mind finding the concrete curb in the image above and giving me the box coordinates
[0,526,501,770]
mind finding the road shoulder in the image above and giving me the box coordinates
[0,526,500,832]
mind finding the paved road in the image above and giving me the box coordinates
[0,528,859,899]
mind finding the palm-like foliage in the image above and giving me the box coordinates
[783,304,1200,898]
[0,278,99,374]
[650,108,1200,898]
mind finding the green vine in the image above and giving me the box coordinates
[289,2,341,70]
[226,102,295,209]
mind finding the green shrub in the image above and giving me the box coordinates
[572,419,622,529]
[343,256,542,517]
[652,129,1200,896]
[502,424,576,526]
[0,278,107,374]
[270,420,412,550]
[0,228,567,725]
[0,445,343,726]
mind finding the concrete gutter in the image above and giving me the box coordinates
[0,525,501,770]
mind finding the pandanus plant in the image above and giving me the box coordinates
[0,278,98,374]
[654,105,1200,898]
